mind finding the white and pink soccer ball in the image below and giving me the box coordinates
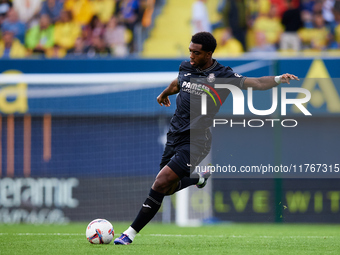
[86,219,114,244]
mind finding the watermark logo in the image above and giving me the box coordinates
[193,78,312,128]
[198,83,222,109]
[201,85,311,116]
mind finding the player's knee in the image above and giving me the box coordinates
[152,174,177,193]
[164,182,179,196]
[152,177,170,193]
[152,166,179,193]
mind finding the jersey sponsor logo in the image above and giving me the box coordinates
[181,81,210,95]
[181,81,222,107]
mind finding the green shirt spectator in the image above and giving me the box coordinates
[25,14,54,53]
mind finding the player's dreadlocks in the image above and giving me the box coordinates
[191,32,217,53]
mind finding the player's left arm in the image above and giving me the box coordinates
[243,73,299,90]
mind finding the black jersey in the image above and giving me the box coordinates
[169,60,246,134]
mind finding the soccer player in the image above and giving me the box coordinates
[114,32,299,245]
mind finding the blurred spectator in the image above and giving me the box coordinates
[248,0,271,22]
[104,16,128,57]
[301,9,314,28]
[221,0,249,51]
[1,8,26,44]
[54,10,81,50]
[85,34,111,57]
[301,0,321,28]
[116,0,140,31]
[64,0,94,26]
[0,30,26,58]
[210,0,226,30]
[116,0,141,52]
[280,0,303,51]
[67,36,87,56]
[12,0,42,27]
[92,0,115,24]
[299,13,330,50]
[192,0,211,34]
[82,15,105,46]
[40,0,64,23]
[329,1,340,48]
[141,0,156,28]
[45,44,66,58]
[271,0,300,17]
[213,27,244,56]
[301,0,316,13]
[253,4,283,49]
[0,0,11,25]
[322,0,335,26]
[25,14,55,54]
[312,0,324,13]
[250,30,276,53]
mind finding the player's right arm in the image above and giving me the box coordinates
[157,78,180,107]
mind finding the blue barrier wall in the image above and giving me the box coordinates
[0,58,272,73]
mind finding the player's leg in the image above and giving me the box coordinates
[114,146,197,244]
[114,165,180,245]
[167,165,210,194]
[152,129,213,196]
[114,131,212,245]
[114,142,179,245]
[173,129,213,192]
[130,165,179,230]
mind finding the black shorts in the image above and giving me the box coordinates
[159,129,212,179]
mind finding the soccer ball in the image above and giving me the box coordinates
[86,219,114,244]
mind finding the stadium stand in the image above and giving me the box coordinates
[0,0,339,58]
[142,0,196,57]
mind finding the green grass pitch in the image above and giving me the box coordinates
[1,223,340,255]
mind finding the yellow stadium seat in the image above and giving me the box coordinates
[142,0,220,58]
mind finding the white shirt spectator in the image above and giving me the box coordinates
[322,0,335,23]
[104,17,128,57]
[192,0,211,34]
[13,0,42,25]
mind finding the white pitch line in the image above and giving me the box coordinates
[148,234,225,238]
[0,233,83,236]
[147,234,335,239]
[0,233,335,239]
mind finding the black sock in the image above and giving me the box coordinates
[131,189,164,232]
[174,173,200,193]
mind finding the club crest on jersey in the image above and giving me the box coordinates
[207,73,215,83]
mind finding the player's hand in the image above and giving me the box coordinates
[157,94,171,107]
[280,73,300,84]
